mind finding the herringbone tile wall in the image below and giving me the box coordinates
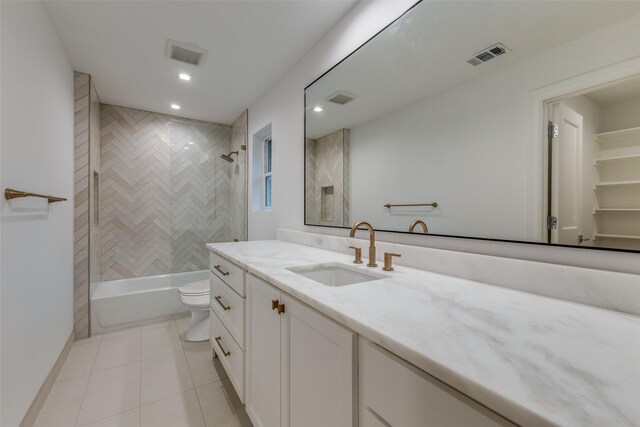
[230,110,248,241]
[305,129,350,227]
[100,104,233,280]
[305,138,317,223]
[74,72,91,338]
[89,82,102,285]
[170,119,231,273]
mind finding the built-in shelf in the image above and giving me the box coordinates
[595,126,640,142]
[593,126,640,249]
[594,233,640,240]
[594,180,640,189]
[594,154,640,165]
[594,208,640,213]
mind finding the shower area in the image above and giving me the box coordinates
[73,73,247,337]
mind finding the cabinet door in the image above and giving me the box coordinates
[246,274,282,427]
[360,338,515,427]
[283,295,356,427]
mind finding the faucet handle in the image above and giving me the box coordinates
[348,246,363,264]
[383,252,401,271]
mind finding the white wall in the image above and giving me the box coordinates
[0,2,75,426]
[601,97,640,132]
[248,1,414,240]
[349,78,528,241]
[247,0,640,275]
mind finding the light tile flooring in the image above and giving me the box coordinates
[34,316,253,427]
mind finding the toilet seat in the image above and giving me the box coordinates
[179,293,209,308]
[178,279,209,296]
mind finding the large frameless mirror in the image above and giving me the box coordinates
[304,0,640,252]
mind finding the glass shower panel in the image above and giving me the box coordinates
[169,119,233,281]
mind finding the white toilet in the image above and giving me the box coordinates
[178,280,210,342]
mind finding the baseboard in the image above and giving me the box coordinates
[20,333,74,427]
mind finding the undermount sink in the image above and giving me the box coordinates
[287,262,386,287]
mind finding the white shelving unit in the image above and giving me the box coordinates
[594,180,640,188]
[595,233,640,240]
[593,153,640,165]
[593,126,640,249]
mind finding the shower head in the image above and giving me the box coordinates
[220,151,239,163]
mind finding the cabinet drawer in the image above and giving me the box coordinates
[210,252,245,297]
[210,308,245,403]
[210,272,245,349]
[360,339,515,427]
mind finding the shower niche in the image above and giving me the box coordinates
[305,128,350,227]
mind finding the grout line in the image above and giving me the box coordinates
[76,360,143,426]
[74,338,103,426]
[72,375,92,427]
[193,381,208,427]
[139,331,143,427]
[178,322,210,425]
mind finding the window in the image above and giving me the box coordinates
[263,136,272,209]
[251,123,271,212]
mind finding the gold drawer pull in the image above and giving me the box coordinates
[214,336,231,357]
[277,302,286,315]
[272,299,279,311]
[214,265,229,276]
[214,296,231,311]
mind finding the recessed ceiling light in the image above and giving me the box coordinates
[170,104,181,110]
[184,146,190,150]
[313,106,323,112]
[188,141,194,145]
[179,73,191,81]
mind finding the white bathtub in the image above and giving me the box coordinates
[90,270,208,335]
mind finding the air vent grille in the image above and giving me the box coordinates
[466,43,510,67]
[165,39,207,67]
[326,91,357,105]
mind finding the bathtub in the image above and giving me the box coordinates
[90,270,208,335]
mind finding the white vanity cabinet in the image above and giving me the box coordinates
[209,252,247,403]
[359,338,516,427]
[246,273,356,427]
[208,246,518,427]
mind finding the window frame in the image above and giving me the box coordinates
[263,135,272,209]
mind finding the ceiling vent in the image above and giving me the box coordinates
[326,91,357,105]
[466,43,510,66]
[165,39,207,67]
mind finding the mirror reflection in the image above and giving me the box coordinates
[305,0,640,251]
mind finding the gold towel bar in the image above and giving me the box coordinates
[4,188,67,204]
[384,202,438,208]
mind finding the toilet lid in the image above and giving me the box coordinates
[178,279,210,296]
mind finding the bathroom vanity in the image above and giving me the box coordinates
[206,237,640,427]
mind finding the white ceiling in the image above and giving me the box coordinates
[306,1,640,139]
[44,0,357,124]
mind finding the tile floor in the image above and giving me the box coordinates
[33,316,253,427]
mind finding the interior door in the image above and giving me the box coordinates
[550,102,584,245]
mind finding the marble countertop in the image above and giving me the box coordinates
[207,240,640,427]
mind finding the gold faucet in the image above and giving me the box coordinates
[383,252,401,271]
[409,219,428,233]
[349,221,377,267]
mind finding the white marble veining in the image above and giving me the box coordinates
[278,228,640,316]
[207,240,640,427]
